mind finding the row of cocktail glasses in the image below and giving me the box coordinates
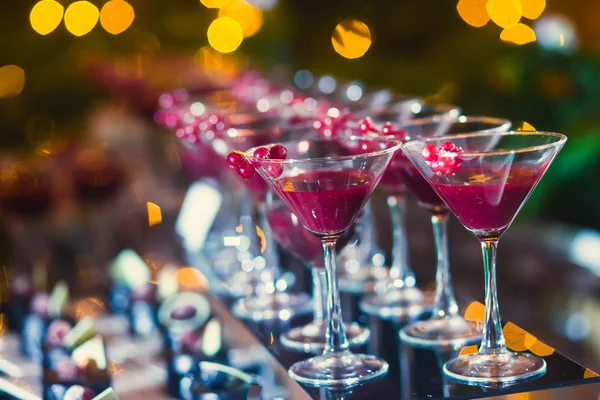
[157,75,566,389]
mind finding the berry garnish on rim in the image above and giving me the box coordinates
[358,117,377,134]
[227,144,288,180]
[421,141,463,174]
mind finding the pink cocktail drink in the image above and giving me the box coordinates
[273,170,375,234]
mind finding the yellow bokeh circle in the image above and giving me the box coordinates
[0,65,26,99]
[500,23,536,45]
[64,1,99,37]
[201,0,233,8]
[332,19,372,59]
[100,0,135,35]
[207,17,244,53]
[457,0,490,28]
[218,0,263,38]
[486,0,522,29]
[521,0,545,20]
[30,0,64,35]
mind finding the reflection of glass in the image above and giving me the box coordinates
[402,131,566,385]
[206,122,313,322]
[248,136,401,387]
[359,104,462,320]
[266,191,369,353]
[396,116,511,348]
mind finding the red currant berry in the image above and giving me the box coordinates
[437,155,456,174]
[430,161,442,174]
[64,385,96,400]
[359,118,377,134]
[253,147,271,160]
[237,159,256,180]
[227,152,244,168]
[265,163,283,179]
[440,141,457,152]
[55,358,79,381]
[381,122,394,135]
[269,144,287,160]
[46,320,72,347]
[422,143,440,162]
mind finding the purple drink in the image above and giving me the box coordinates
[400,166,447,212]
[273,170,374,234]
[431,167,544,231]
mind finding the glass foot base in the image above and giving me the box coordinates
[281,321,370,353]
[231,292,312,321]
[289,351,389,387]
[400,316,482,348]
[360,287,428,320]
[443,351,547,386]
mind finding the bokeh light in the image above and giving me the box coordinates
[534,14,579,53]
[486,0,522,29]
[218,0,263,38]
[0,65,25,99]
[331,19,372,59]
[100,0,135,35]
[64,1,99,37]
[201,0,232,8]
[147,202,162,226]
[207,17,244,53]
[247,0,277,11]
[501,23,536,45]
[30,0,64,35]
[318,75,336,94]
[294,70,313,89]
[175,267,208,290]
[521,0,545,20]
[457,0,490,28]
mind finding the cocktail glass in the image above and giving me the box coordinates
[402,131,566,385]
[266,190,369,352]
[205,122,314,321]
[246,136,402,387]
[359,104,462,320]
[394,116,511,348]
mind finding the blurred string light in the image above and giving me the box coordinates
[457,0,548,46]
[246,0,277,11]
[64,1,99,37]
[294,70,313,89]
[346,83,363,102]
[331,19,372,59]
[207,17,244,53]
[0,65,25,99]
[500,23,536,45]
[318,75,336,94]
[218,0,263,38]
[200,0,232,8]
[30,0,64,35]
[100,0,135,35]
[534,14,578,53]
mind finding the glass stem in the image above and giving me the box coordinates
[311,266,327,322]
[431,213,458,319]
[257,202,280,293]
[387,194,415,287]
[479,238,506,355]
[322,238,349,354]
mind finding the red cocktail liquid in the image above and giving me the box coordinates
[273,170,374,234]
[401,166,447,212]
[432,167,544,231]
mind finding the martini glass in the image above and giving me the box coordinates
[359,104,462,320]
[266,190,369,352]
[394,116,511,348]
[402,131,566,385]
[246,136,402,387]
[206,121,314,321]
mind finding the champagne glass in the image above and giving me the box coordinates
[402,131,566,385]
[245,136,402,386]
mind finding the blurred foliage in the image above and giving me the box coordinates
[0,0,599,227]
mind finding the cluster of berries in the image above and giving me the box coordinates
[421,141,463,174]
[227,144,287,180]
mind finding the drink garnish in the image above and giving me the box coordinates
[227,144,288,180]
[421,141,463,174]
